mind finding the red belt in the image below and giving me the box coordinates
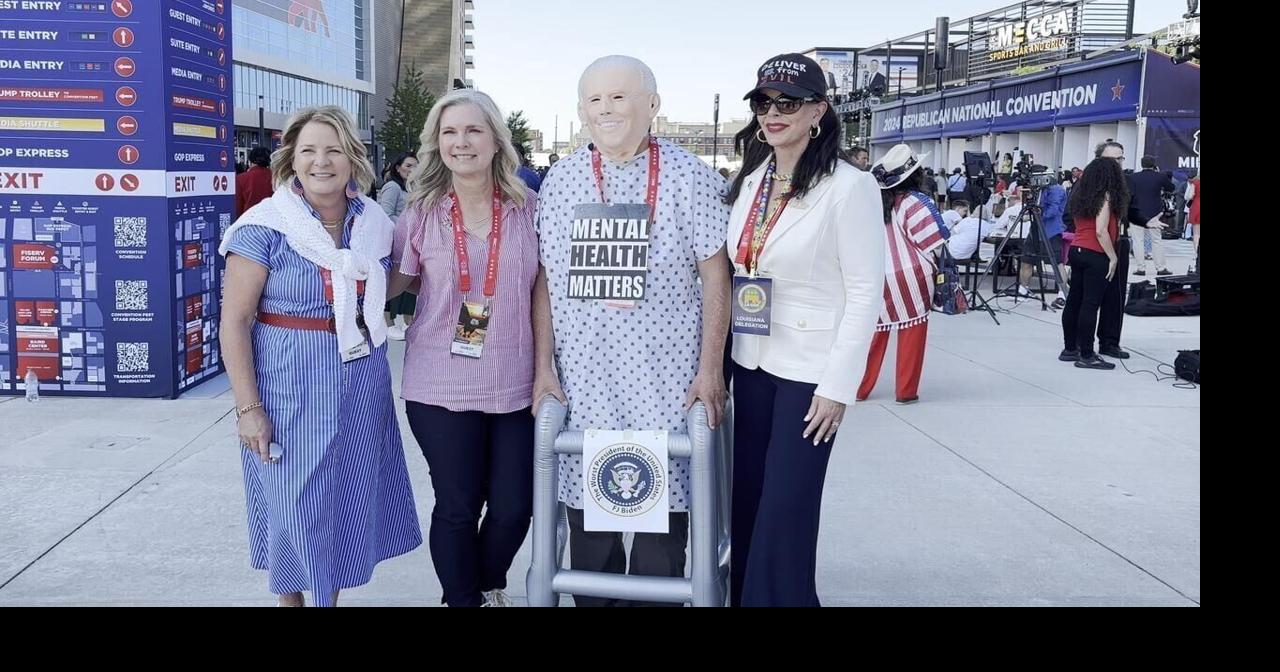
[257,312,367,333]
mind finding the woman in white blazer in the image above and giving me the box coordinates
[725,54,885,607]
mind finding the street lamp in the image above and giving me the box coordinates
[897,67,905,97]
[370,115,380,175]
[257,95,265,147]
[712,94,720,169]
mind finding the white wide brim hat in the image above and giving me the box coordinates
[871,143,930,189]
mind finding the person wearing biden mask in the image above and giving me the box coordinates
[533,55,732,607]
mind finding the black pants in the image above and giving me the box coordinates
[405,402,534,607]
[565,507,689,607]
[384,291,417,316]
[1062,246,1111,357]
[1098,235,1130,350]
[731,364,834,607]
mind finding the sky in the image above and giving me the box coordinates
[469,0,1194,146]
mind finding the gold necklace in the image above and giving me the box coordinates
[320,218,342,230]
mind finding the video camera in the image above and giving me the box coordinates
[1012,155,1055,190]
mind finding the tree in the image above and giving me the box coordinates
[506,110,532,160]
[378,64,435,159]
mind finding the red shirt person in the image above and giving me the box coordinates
[236,146,275,217]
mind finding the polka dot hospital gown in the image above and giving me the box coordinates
[536,138,729,513]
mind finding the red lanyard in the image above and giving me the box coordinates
[321,269,364,304]
[591,136,660,221]
[319,217,363,302]
[732,162,791,275]
[449,184,504,299]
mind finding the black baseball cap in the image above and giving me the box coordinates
[743,53,827,101]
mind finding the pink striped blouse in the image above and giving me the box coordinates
[393,189,539,413]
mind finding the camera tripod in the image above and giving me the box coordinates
[978,193,1065,312]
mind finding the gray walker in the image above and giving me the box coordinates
[526,399,731,606]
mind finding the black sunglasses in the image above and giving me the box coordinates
[749,94,815,116]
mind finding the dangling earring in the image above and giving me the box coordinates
[810,125,821,139]
[345,178,361,199]
[756,128,767,143]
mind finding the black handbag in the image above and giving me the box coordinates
[1175,350,1200,384]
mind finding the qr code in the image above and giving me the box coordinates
[115,280,149,310]
[114,217,147,248]
[116,342,149,372]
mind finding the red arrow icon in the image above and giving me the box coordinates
[219,125,227,141]
[218,74,227,91]
[111,0,133,18]
[95,174,115,191]
[217,49,226,66]
[216,0,224,15]
[217,23,225,40]
[113,27,134,48]
[220,151,229,168]
[120,174,139,192]
[114,57,135,78]
[118,145,139,165]
[117,115,138,136]
[115,86,137,106]
[219,99,227,117]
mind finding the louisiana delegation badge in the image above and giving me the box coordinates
[732,275,772,336]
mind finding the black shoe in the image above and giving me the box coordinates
[1099,346,1131,359]
[1156,268,1173,276]
[1058,348,1079,361]
[894,396,919,405]
[1051,297,1066,309]
[1075,354,1116,370]
[1132,269,1146,276]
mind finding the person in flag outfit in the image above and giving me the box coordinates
[858,144,948,405]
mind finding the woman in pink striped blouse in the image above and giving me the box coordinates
[387,89,539,608]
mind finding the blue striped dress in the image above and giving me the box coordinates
[226,195,422,606]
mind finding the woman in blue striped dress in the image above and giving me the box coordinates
[219,106,422,607]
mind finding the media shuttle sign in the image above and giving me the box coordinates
[989,10,1073,62]
[583,430,670,533]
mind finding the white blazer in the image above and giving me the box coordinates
[727,159,885,404]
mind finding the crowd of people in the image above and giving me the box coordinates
[220,50,1197,607]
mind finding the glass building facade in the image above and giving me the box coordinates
[232,0,371,149]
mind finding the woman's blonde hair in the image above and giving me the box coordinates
[407,89,528,210]
[271,105,375,194]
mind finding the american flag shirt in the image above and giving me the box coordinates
[877,191,946,331]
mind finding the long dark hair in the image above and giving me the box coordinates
[723,102,847,205]
[880,167,932,223]
[387,152,414,191]
[1068,156,1130,220]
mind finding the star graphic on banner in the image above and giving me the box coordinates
[1111,79,1127,101]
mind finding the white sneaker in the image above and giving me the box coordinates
[482,589,514,607]
[387,324,406,341]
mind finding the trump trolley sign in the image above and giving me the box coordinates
[583,429,669,533]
